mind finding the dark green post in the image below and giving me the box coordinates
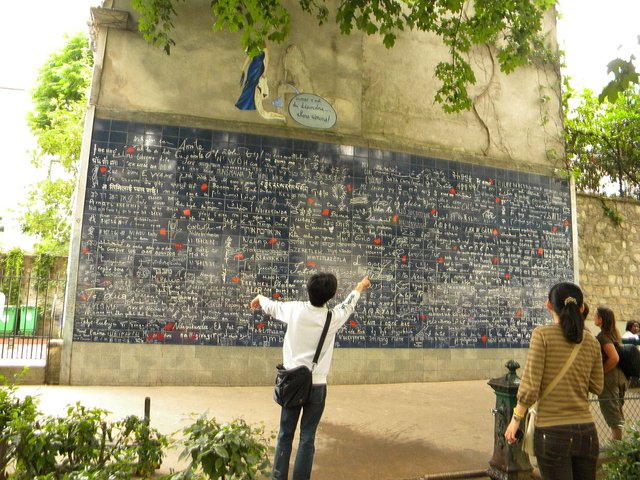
[487,360,533,480]
[144,396,151,422]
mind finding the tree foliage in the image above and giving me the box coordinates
[564,81,640,199]
[131,0,557,113]
[602,420,640,480]
[22,33,93,255]
[600,56,639,103]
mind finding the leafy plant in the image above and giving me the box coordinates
[0,379,168,479]
[1,249,25,306]
[132,0,185,54]
[599,198,625,227]
[168,414,271,480]
[44,404,114,476]
[600,56,639,104]
[564,82,640,199]
[601,420,640,479]
[127,414,169,477]
[0,376,39,480]
[33,252,58,292]
[0,380,274,479]
[48,404,167,478]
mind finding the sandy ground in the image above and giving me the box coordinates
[16,381,497,479]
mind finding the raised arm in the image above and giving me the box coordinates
[354,276,371,293]
[250,295,262,310]
[328,276,371,334]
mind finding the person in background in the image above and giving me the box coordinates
[504,283,603,480]
[621,320,640,344]
[250,273,371,480]
[595,307,629,441]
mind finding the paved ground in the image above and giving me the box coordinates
[16,381,502,479]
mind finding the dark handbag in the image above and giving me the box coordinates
[273,310,332,408]
[615,343,640,379]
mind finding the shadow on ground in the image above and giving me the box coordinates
[313,422,487,480]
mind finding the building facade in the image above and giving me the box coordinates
[61,0,568,385]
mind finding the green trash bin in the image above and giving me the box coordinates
[1,306,17,335]
[18,306,37,335]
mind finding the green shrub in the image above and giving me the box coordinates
[0,379,167,479]
[168,414,271,479]
[0,380,39,480]
[602,420,640,479]
[0,378,271,479]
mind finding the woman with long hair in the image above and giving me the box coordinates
[504,283,603,480]
[595,306,628,440]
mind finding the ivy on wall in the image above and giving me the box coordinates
[33,253,58,293]
[1,249,25,306]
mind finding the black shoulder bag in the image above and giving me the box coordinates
[274,310,332,408]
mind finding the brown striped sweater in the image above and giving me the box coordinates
[516,324,604,427]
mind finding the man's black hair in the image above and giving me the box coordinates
[307,273,337,307]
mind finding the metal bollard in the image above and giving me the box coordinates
[487,360,533,480]
[144,396,151,422]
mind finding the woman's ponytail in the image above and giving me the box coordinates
[548,283,584,343]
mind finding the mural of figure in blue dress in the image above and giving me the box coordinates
[235,50,265,110]
[235,46,286,122]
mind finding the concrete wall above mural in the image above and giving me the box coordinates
[92,0,563,173]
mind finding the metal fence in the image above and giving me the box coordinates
[590,382,640,449]
[0,274,66,364]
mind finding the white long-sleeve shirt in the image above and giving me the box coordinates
[258,290,361,384]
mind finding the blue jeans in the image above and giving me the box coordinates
[534,423,599,480]
[272,384,327,480]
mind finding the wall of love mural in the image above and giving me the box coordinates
[74,118,573,348]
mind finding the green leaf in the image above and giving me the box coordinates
[599,57,639,103]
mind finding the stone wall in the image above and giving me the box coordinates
[577,194,640,334]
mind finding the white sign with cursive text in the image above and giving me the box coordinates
[288,93,337,129]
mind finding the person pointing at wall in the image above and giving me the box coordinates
[250,273,371,480]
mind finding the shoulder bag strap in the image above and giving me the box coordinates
[312,310,332,369]
[538,341,582,403]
